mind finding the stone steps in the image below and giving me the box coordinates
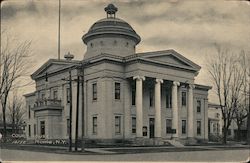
[163,139,185,147]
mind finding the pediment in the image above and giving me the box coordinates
[31,59,79,80]
[145,55,190,67]
[138,50,201,71]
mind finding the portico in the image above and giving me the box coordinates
[131,75,195,140]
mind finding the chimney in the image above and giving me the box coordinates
[64,52,74,61]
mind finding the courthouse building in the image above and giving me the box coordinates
[24,4,211,144]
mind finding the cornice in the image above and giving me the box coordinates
[82,52,200,74]
[194,84,212,91]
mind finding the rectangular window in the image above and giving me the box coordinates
[40,121,45,136]
[132,117,136,133]
[213,123,217,133]
[197,121,201,135]
[182,92,187,106]
[143,126,147,136]
[217,123,220,134]
[93,117,97,134]
[216,113,220,118]
[28,125,31,137]
[115,82,121,100]
[66,88,70,103]
[67,119,70,136]
[34,124,36,136]
[166,119,172,134]
[182,120,186,134]
[53,90,58,100]
[166,88,172,108]
[115,116,121,134]
[132,87,136,106]
[41,93,45,100]
[92,83,97,101]
[197,100,201,113]
[28,105,31,119]
[149,88,154,107]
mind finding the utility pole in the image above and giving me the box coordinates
[69,70,73,151]
[81,66,85,151]
[62,66,84,152]
[75,75,80,151]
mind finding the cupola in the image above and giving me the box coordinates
[82,4,141,59]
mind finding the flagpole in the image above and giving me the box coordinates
[58,0,61,60]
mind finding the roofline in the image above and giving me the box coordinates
[23,92,36,97]
[83,52,200,73]
[135,49,201,70]
[31,59,81,80]
[208,102,221,108]
[82,32,141,45]
[194,84,212,90]
[34,64,80,81]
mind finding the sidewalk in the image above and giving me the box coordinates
[2,143,249,155]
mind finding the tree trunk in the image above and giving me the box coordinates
[2,106,7,142]
[222,126,227,144]
[247,109,250,145]
[12,111,15,134]
[237,124,242,141]
[2,92,9,142]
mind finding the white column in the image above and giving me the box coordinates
[188,84,195,138]
[172,81,180,138]
[133,76,145,138]
[124,80,131,138]
[155,79,163,138]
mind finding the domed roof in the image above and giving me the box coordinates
[82,4,141,45]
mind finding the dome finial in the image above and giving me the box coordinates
[104,4,118,18]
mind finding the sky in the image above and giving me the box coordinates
[1,0,250,103]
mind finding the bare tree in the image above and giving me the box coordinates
[207,46,246,144]
[0,31,31,140]
[7,91,26,134]
[231,51,250,141]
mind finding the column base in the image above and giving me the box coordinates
[171,136,179,141]
[134,137,144,145]
[153,137,164,145]
[133,137,165,146]
[186,137,197,145]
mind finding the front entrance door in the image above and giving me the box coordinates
[149,118,155,138]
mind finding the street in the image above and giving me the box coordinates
[1,148,249,162]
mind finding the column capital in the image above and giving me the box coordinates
[133,76,145,81]
[155,78,163,84]
[173,81,180,86]
[188,84,195,89]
